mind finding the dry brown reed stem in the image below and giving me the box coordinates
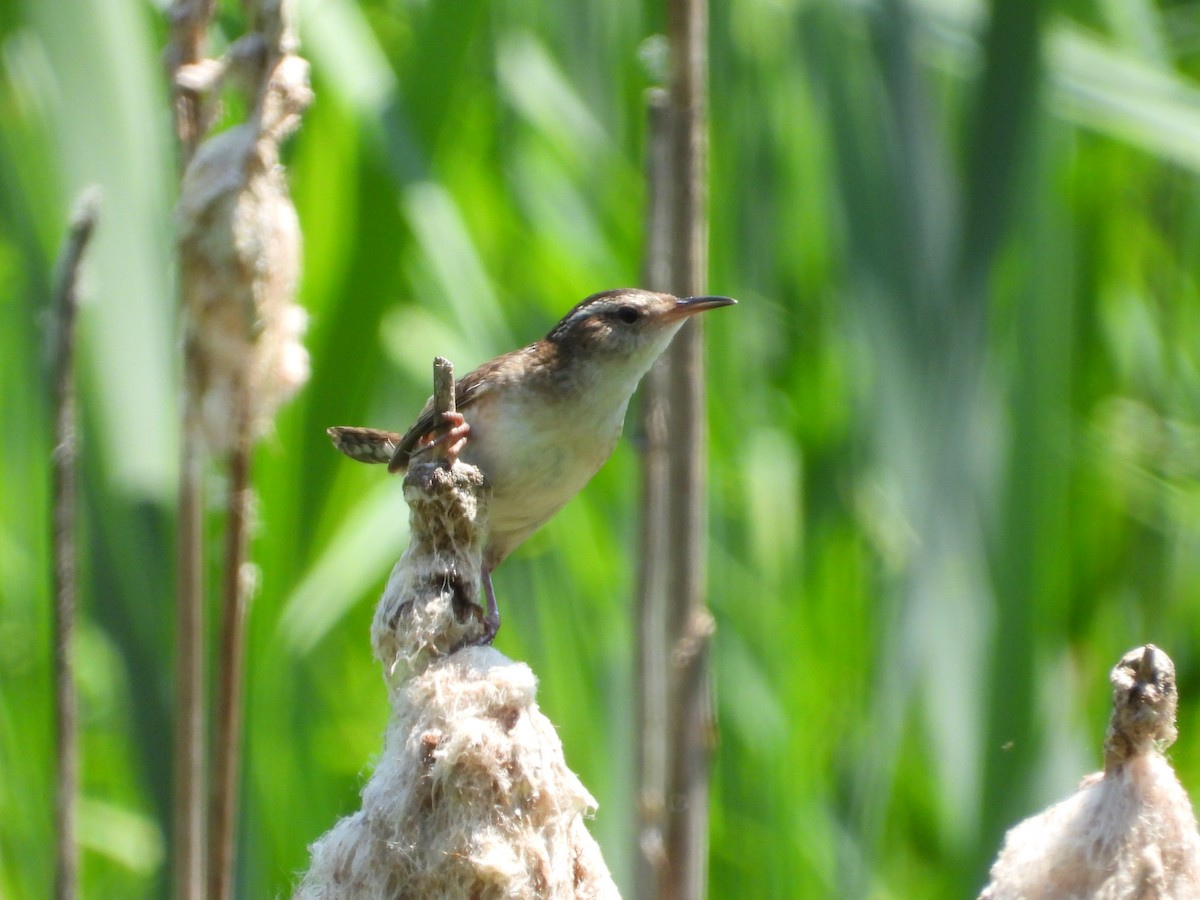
[175,6,311,898]
[50,187,100,900]
[980,645,1200,899]
[173,412,207,900]
[167,0,312,895]
[635,0,717,896]
[174,434,206,900]
[296,370,617,898]
[209,419,253,900]
[165,0,216,165]
[166,3,217,895]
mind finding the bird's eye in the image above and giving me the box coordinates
[616,305,640,324]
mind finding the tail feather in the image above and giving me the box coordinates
[326,426,402,465]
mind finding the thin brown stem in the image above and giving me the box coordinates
[167,3,215,896]
[175,398,207,900]
[209,415,254,900]
[433,356,457,419]
[662,0,714,896]
[635,2,715,892]
[166,0,217,166]
[51,188,100,900]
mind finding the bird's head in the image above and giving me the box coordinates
[546,288,736,375]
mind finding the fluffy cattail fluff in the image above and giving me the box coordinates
[294,459,619,899]
[176,39,312,452]
[980,644,1200,899]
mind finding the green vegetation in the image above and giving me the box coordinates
[4,0,1200,896]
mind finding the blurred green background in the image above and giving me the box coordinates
[5,0,1200,896]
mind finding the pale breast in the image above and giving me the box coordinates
[461,391,628,564]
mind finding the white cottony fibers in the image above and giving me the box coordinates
[177,48,312,452]
[296,651,615,899]
[980,645,1200,899]
[294,461,619,899]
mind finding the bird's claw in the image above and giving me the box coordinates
[450,567,500,651]
[419,411,471,465]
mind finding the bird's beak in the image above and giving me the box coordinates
[667,295,738,320]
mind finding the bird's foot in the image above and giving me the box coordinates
[462,610,499,647]
[451,566,500,650]
[476,606,500,646]
[450,603,499,650]
[420,411,471,465]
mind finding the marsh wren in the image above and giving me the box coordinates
[329,287,736,644]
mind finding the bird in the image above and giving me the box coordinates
[328,287,736,644]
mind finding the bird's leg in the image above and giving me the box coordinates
[473,565,500,646]
[448,566,499,653]
[419,411,471,464]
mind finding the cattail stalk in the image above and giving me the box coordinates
[167,1,311,895]
[166,2,216,895]
[635,0,715,897]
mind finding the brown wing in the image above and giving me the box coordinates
[387,366,499,473]
[326,426,404,464]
